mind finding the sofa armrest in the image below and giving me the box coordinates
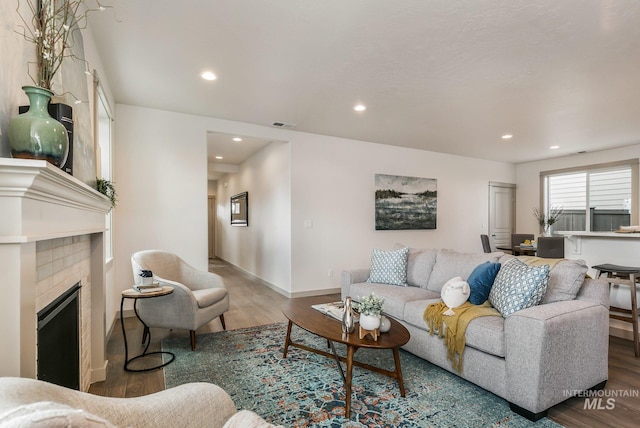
[341,269,370,298]
[576,277,610,308]
[137,277,200,330]
[504,299,609,414]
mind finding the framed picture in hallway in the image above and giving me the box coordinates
[375,174,437,230]
[231,192,248,226]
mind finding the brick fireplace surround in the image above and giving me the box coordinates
[0,159,111,391]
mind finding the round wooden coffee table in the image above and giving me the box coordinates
[281,295,410,419]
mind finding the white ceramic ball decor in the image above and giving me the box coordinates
[359,314,381,331]
[379,316,391,333]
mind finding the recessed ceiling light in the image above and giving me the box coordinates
[353,104,366,112]
[550,145,560,150]
[201,71,217,81]
[215,156,223,160]
[501,134,513,140]
[232,137,242,142]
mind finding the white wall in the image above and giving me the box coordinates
[216,141,291,292]
[113,106,295,311]
[114,105,209,303]
[290,135,516,295]
[515,143,640,235]
[114,105,516,301]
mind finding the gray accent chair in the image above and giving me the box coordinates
[131,250,229,350]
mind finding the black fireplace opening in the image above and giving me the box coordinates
[37,283,81,390]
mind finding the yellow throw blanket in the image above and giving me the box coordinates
[517,255,562,269]
[423,301,501,373]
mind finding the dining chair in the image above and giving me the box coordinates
[480,234,492,253]
[536,236,565,258]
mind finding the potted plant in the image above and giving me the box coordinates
[356,292,385,330]
[96,178,117,210]
[533,206,564,236]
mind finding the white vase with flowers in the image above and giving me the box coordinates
[356,292,384,330]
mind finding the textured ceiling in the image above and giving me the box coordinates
[88,0,640,165]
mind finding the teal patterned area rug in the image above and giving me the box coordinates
[162,323,561,428]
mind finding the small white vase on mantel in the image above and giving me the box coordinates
[359,314,381,330]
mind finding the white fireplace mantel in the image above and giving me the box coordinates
[0,158,111,243]
[0,158,112,386]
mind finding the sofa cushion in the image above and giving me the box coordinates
[350,282,438,320]
[541,259,588,304]
[426,250,503,293]
[464,315,506,358]
[366,247,409,286]
[396,246,438,288]
[403,298,443,328]
[467,262,501,305]
[403,299,506,358]
[489,258,550,317]
[500,255,588,304]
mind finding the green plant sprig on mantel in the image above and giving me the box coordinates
[15,0,115,91]
[96,177,116,210]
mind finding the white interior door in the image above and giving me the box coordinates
[489,183,515,250]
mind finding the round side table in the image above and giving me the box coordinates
[120,286,176,372]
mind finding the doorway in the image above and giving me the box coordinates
[489,182,515,250]
[208,196,216,258]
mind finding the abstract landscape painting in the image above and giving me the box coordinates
[375,174,437,230]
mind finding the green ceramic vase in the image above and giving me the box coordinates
[8,85,69,167]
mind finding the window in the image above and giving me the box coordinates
[541,160,638,233]
[94,75,114,260]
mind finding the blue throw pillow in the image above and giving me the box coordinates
[467,262,501,305]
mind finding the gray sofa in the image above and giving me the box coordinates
[341,248,610,421]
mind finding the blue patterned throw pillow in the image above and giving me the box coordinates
[367,247,410,286]
[488,258,550,317]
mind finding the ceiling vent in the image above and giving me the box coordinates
[272,122,295,129]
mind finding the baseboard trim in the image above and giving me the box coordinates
[90,360,108,384]
[289,288,342,298]
[214,257,340,298]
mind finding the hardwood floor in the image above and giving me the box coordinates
[89,259,640,427]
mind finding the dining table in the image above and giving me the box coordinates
[496,245,537,256]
